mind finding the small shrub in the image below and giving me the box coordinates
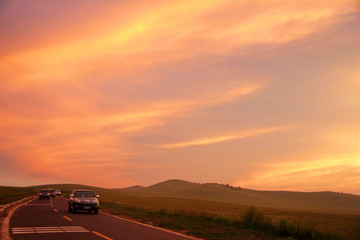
[241,206,265,229]
[275,218,313,239]
[156,208,170,216]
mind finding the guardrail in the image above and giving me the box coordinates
[0,195,37,216]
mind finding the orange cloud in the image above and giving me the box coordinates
[1,0,353,88]
[0,0,359,190]
[161,126,290,149]
[238,155,360,192]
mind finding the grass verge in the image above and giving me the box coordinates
[0,186,36,205]
[101,202,343,240]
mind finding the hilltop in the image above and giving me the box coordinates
[117,179,360,215]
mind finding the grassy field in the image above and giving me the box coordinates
[1,181,360,239]
[99,194,360,240]
[0,186,36,205]
[124,180,360,215]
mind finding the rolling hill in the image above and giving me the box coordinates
[117,179,360,214]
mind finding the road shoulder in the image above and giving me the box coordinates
[1,196,36,240]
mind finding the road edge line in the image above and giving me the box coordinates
[1,196,37,240]
[100,212,202,240]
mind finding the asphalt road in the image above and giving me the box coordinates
[9,196,197,240]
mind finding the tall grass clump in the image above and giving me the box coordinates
[239,207,343,240]
[275,218,313,239]
[241,206,269,230]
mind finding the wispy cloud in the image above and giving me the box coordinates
[161,126,290,149]
[0,0,359,190]
[239,156,360,192]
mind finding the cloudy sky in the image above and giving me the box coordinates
[1,0,360,194]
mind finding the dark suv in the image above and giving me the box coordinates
[48,189,56,198]
[68,189,99,214]
[38,189,50,200]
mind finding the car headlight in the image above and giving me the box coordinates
[47,193,50,195]
[75,198,81,203]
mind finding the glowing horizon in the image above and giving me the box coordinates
[0,0,360,194]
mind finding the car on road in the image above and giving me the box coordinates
[48,189,56,198]
[68,189,99,214]
[55,190,61,196]
[38,189,50,200]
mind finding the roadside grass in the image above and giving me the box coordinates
[101,200,354,240]
[102,202,281,240]
[0,186,36,205]
[93,191,360,240]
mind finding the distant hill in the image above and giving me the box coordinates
[114,185,145,192]
[145,179,197,193]
[117,179,360,215]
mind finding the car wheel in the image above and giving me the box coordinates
[94,208,98,214]
[68,206,72,213]
[72,205,76,213]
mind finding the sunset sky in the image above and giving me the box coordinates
[1,0,360,194]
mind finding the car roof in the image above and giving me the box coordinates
[74,189,94,192]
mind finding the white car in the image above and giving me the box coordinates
[55,190,61,196]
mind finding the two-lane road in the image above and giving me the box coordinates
[9,196,197,240]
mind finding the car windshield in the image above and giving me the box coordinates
[75,191,95,197]
[49,190,55,193]
[40,190,48,193]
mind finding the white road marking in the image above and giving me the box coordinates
[35,227,59,229]
[12,226,89,234]
[35,227,64,233]
[26,204,51,206]
[60,226,89,232]
[12,227,35,234]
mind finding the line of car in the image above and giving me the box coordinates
[38,188,100,214]
[38,189,61,199]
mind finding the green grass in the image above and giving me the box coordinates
[101,202,347,240]
[101,202,281,240]
[96,191,359,240]
[0,186,36,205]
